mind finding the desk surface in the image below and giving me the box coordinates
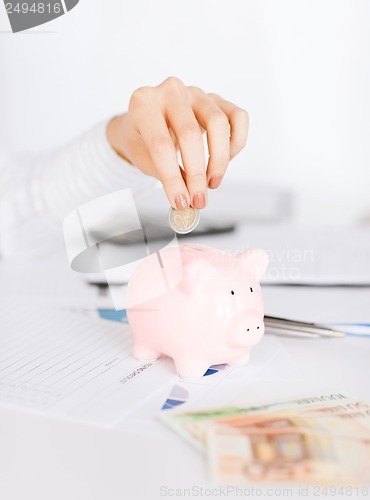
[1,329,369,500]
[1,232,370,500]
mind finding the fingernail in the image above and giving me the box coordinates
[192,192,206,209]
[175,194,188,210]
[208,175,223,189]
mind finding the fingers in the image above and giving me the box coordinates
[207,92,249,160]
[190,88,231,189]
[124,78,249,211]
[129,86,189,210]
[163,83,207,209]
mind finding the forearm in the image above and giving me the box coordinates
[0,120,157,259]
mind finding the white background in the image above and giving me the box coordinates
[0,0,369,224]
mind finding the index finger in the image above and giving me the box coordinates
[130,92,190,210]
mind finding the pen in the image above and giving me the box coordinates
[265,326,321,339]
[264,316,345,338]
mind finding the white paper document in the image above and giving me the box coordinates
[187,224,370,286]
[116,334,301,438]
[0,301,300,432]
[0,304,177,426]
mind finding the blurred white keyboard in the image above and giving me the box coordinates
[86,224,370,287]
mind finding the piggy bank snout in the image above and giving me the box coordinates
[244,315,264,335]
[230,312,265,347]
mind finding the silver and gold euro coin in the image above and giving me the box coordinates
[168,206,200,234]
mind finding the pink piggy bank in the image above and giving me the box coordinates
[127,244,268,379]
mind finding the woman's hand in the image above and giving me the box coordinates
[107,77,249,210]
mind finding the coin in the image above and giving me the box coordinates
[168,206,200,234]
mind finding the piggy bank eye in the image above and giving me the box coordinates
[250,287,253,293]
[231,290,235,295]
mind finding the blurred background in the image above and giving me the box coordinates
[1,0,369,225]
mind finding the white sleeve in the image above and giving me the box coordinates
[0,120,158,259]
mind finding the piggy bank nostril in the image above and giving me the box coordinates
[246,324,262,333]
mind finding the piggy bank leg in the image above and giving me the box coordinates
[133,341,161,362]
[173,358,209,380]
[229,352,251,367]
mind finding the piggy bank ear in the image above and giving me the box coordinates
[235,248,268,280]
[180,258,216,295]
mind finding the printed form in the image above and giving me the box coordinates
[0,301,300,430]
[0,304,177,426]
